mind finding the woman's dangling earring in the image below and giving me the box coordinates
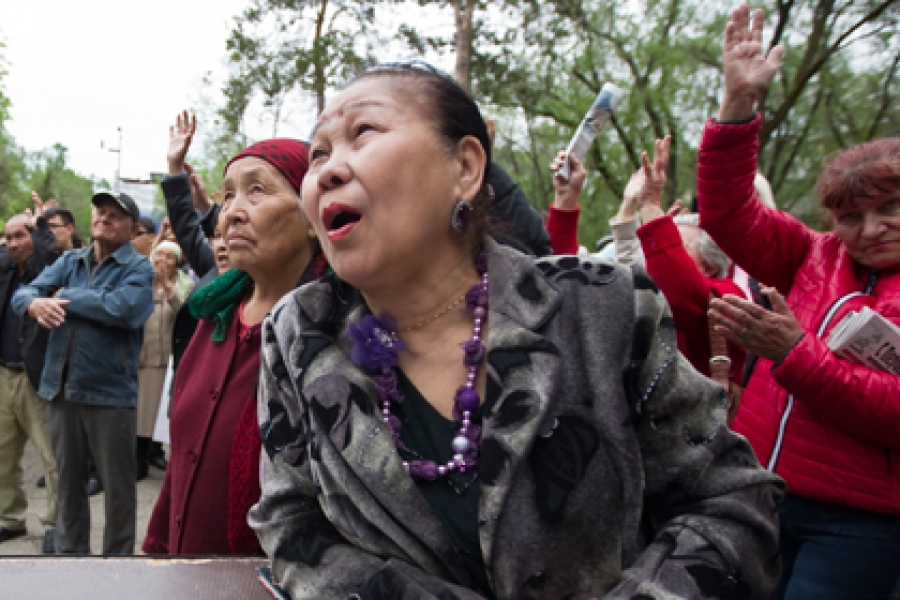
[451,200,473,233]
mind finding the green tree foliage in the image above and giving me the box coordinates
[224,0,382,125]
[0,37,26,222]
[0,36,98,233]
[475,0,899,244]
[26,144,96,232]
[206,0,897,247]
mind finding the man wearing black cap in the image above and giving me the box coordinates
[12,191,154,555]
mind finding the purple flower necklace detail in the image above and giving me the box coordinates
[348,252,488,482]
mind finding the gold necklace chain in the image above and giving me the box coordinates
[397,294,467,333]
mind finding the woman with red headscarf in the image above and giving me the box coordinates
[143,114,327,555]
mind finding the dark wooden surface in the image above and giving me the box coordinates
[0,557,272,599]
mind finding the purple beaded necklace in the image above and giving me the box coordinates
[348,252,488,482]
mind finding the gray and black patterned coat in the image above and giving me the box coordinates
[250,239,784,599]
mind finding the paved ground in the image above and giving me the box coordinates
[0,440,164,556]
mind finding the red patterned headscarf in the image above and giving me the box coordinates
[224,138,310,194]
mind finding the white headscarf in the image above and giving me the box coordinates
[152,240,182,263]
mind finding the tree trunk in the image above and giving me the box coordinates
[454,0,476,93]
[313,0,329,115]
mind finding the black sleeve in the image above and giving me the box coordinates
[161,173,216,276]
[486,162,553,257]
[27,217,61,277]
[200,203,221,239]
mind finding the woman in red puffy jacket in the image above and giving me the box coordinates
[703,6,900,599]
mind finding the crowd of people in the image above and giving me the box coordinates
[0,4,897,599]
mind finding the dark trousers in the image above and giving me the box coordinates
[773,494,900,600]
[47,400,136,555]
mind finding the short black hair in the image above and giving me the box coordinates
[45,207,75,226]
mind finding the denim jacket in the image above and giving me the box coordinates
[12,242,154,406]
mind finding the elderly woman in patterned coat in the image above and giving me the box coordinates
[250,63,784,599]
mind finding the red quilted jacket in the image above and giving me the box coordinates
[697,116,900,514]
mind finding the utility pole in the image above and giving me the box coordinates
[103,127,123,192]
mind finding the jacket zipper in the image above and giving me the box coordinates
[767,269,879,472]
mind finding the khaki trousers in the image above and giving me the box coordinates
[0,365,58,530]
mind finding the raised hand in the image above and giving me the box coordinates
[619,136,671,224]
[153,217,177,250]
[185,163,212,213]
[551,151,586,210]
[666,198,684,217]
[167,110,197,176]
[719,4,783,122]
[31,191,46,221]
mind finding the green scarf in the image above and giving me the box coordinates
[188,268,254,342]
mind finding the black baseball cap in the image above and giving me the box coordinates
[91,191,140,221]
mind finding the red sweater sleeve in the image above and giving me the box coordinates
[546,206,581,255]
[697,116,815,294]
[638,215,746,382]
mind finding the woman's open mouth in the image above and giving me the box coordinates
[323,203,362,241]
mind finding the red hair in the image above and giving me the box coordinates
[816,138,900,210]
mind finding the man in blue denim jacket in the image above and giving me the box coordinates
[13,192,154,555]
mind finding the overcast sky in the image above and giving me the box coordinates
[3,0,251,183]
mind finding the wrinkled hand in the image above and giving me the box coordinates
[623,136,670,223]
[551,151,586,210]
[27,297,70,329]
[666,198,684,217]
[719,5,783,122]
[30,191,47,221]
[161,217,176,243]
[167,110,197,176]
[185,163,211,213]
[154,217,176,247]
[709,286,804,363]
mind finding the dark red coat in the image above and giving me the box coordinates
[698,115,900,514]
[143,308,262,555]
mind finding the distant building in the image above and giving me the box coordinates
[118,176,164,218]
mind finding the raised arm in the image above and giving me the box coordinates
[546,150,585,255]
[697,5,810,293]
[608,266,783,598]
[162,111,216,277]
[250,315,485,600]
[27,211,60,275]
[607,171,647,268]
[637,136,740,336]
